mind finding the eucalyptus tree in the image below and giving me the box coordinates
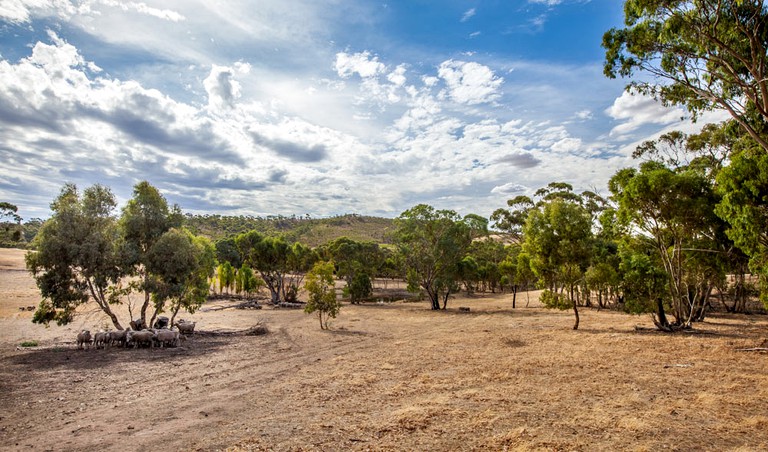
[490,195,534,241]
[145,228,216,327]
[284,241,318,302]
[609,161,724,330]
[235,231,295,303]
[217,261,236,294]
[716,133,768,305]
[26,184,128,329]
[394,204,472,310]
[604,0,768,152]
[121,181,182,326]
[522,198,594,329]
[304,261,340,330]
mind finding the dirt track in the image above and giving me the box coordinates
[1,248,768,451]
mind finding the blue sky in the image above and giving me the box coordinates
[0,0,728,220]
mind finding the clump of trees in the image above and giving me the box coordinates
[26,182,215,329]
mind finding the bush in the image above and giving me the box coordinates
[19,340,39,347]
[540,290,571,310]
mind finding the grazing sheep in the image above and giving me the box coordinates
[154,329,180,348]
[127,329,154,348]
[108,329,128,347]
[76,330,92,350]
[176,321,196,335]
[93,331,110,349]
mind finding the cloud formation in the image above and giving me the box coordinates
[606,91,684,138]
[0,2,720,220]
[437,60,504,105]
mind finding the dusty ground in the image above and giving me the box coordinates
[1,247,768,451]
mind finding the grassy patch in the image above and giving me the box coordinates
[19,340,39,347]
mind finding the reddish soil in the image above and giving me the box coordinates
[1,248,767,451]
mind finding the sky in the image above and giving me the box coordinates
[0,0,730,220]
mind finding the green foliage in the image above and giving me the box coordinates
[716,139,768,306]
[323,237,382,303]
[345,271,372,302]
[0,201,24,247]
[603,0,768,151]
[304,261,340,329]
[25,184,127,328]
[215,237,242,269]
[394,204,472,310]
[218,261,236,294]
[145,228,217,324]
[490,195,534,239]
[610,160,727,327]
[120,181,183,323]
[236,230,307,303]
[237,264,263,297]
[522,198,593,293]
[19,340,39,347]
[540,290,571,311]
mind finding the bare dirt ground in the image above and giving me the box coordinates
[1,247,768,451]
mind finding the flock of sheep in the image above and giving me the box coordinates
[75,320,196,350]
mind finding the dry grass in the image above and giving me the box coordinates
[1,248,767,451]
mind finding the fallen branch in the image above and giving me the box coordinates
[736,347,768,352]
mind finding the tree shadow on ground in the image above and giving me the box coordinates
[1,327,271,372]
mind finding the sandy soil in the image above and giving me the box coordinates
[1,247,768,451]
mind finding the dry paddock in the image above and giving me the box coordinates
[1,248,768,451]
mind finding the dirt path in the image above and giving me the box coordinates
[1,248,768,451]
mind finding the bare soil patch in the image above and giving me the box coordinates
[1,248,767,450]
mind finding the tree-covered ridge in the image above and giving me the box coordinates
[184,213,395,246]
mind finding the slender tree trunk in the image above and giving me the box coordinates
[140,274,150,325]
[572,298,579,330]
[86,280,123,330]
[512,285,517,309]
[170,302,182,327]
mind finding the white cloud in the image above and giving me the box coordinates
[334,51,386,79]
[204,64,244,111]
[461,8,476,22]
[605,91,685,138]
[96,1,185,21]
[0,0,77,24]
[437,60,503,105]
[491,183,527,195]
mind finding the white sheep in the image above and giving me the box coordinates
[154,329,180,348]
[127,330,154,348]
[176,321,196,335]
[108,329,128,347]
[76,330,92,349]
[93,331,110,349]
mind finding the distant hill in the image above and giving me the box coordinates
[184,213,395,247]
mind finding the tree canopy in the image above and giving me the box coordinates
[603,0,768,151]
[394,204,472,310]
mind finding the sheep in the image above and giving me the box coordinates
[76,330,92,349]
[154,329,180,348]
[108,329,129,348]
[93,331,110,349]
[129,318,146,331]
[126,329,154,348]
[176,321,196,335]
